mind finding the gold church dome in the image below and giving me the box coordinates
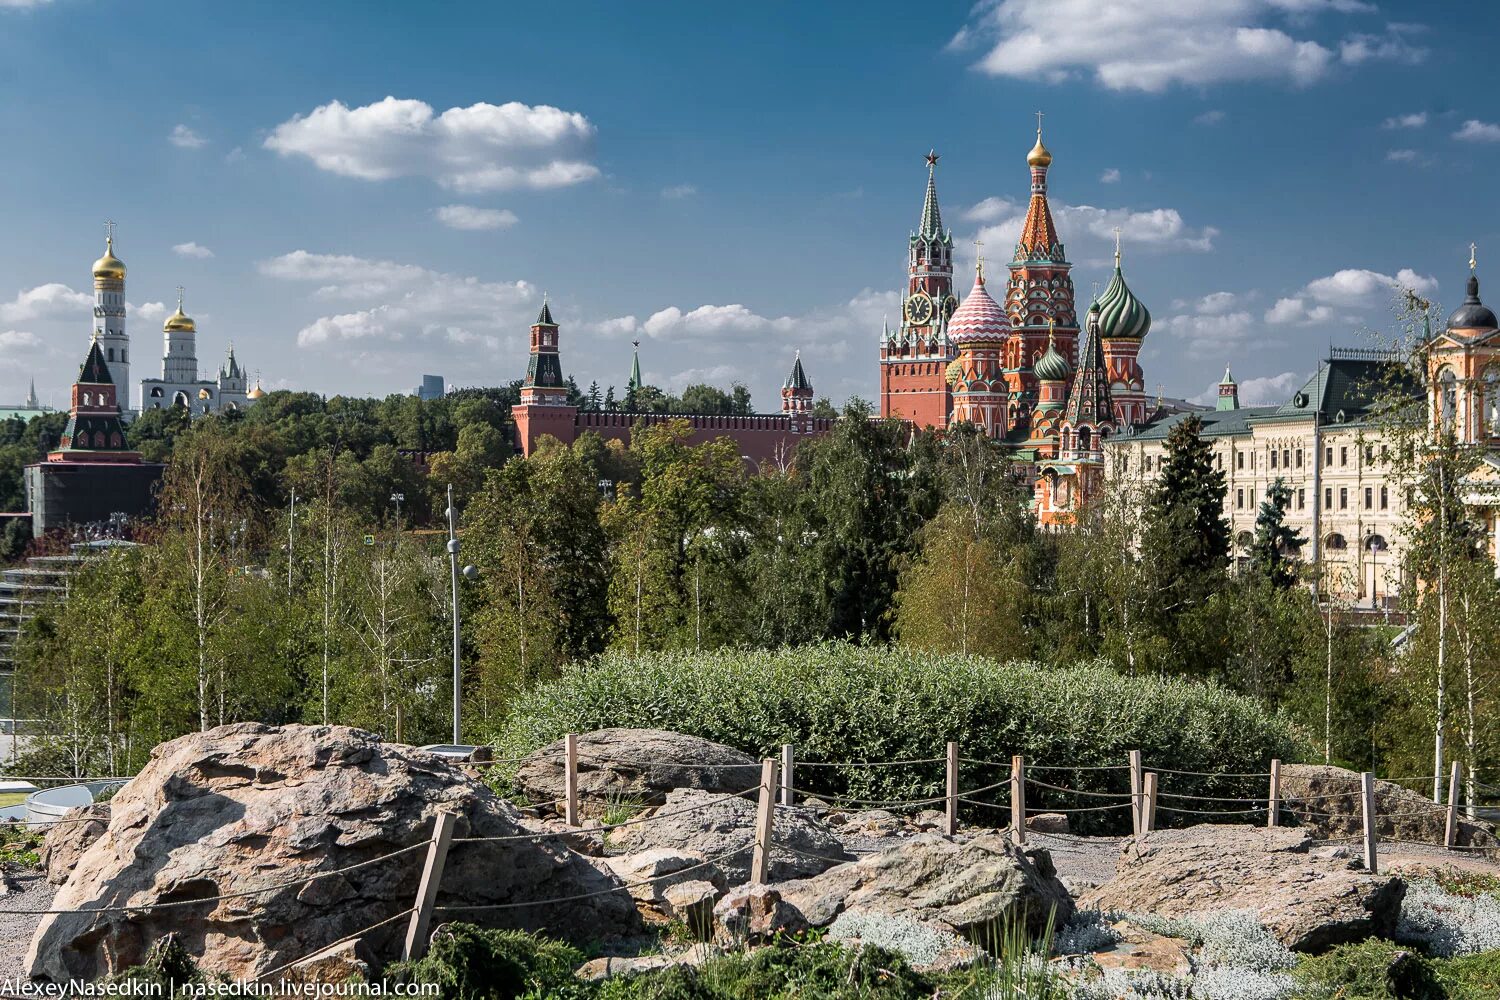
[1027,132,1052,169]
[247,381,265,400]
[92,238,126,281]
[164,288,196,333]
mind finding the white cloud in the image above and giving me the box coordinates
[435,205,519,231]
[0,0,54,7]
[1385,149,1419,162]
[1381,112,1427,129]
[956,0,1418,93]
[134,301,167,321]
[1455,119,1500,143]
[172,241,214,259]
[0,283,90,324]
[260,250,533,349]
[661,184,698,199]
[965,196,1217,258]
[169,124,207,149]
[1159,309,1259,359]
[1264,297,1334,325]
[1194,110,1226,126]
[1197,292,1240,315]
[1100,168,1121,184]
[264,97,599,193]
[1303,267,1436,306]
[0,330,42,350]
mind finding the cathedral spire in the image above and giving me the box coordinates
[1062,304,1113,430]
[918,150,943,238]
[1016,117,1063,262]
[628,340,643,392]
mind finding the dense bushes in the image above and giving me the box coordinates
[492,643,1301,833]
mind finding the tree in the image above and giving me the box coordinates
[1140,414,1230,672]
[1249,477,1305,589]
[893,505,1028,658]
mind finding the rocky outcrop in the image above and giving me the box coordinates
[1280,764,1499,850]
[609,788,853,884]
[1085,825,1405,952]
[774,832,1073,940]
[514,729,761,812]
[27,723,638,982]
[39,803,110,886]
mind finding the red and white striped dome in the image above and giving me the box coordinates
[949,271,1011,344]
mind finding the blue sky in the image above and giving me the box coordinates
[0,0,1495,413]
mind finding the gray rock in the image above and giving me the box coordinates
[713,884,806,945]
[275,939,371,986]
[27,723,639,982]
[515,729,761,811]
[1026,813,1071,835]
[775,832,1074,941]
[609,788,853,884]
[1084,824,1405,952]
[662,880,717,940]
[39,804,110,886]
[604,848,722,904]
[1280,764,1499,851]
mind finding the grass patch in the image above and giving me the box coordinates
[0,791,30,808]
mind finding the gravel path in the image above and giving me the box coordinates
[1028,832,1126,892]
[0,871,51,982]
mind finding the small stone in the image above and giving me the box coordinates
[1026,813,1071,835]
[275,940,370,986]
[662,879,717,940]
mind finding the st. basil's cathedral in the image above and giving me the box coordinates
[880,125,1163,524]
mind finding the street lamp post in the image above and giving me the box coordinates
[390,491,405,532]
[445,484,479,746]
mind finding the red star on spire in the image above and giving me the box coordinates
[925,149,939,168]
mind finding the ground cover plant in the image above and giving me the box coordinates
[492,642,1301,833]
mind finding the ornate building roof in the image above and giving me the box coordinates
[1015,126,1064,263]
[915,150,949,243]
[949,266,1011,344]
[1034,325,1072,382]
[783,351,812,392]
[1095,248,1151,341]
[1062,305,1114,428]
[1448,272,1498,331]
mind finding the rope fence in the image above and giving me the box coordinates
[6,737,1498,973]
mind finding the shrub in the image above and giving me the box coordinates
[1291,940,1442,1000]
[1398,877,1500,958]
[385,925,586,999]
[493,643,1300,833]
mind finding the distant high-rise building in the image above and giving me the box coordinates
[416,374,445,401]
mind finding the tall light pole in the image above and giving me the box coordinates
[445,485,478,745]
[390,491,405,533]
[287,489,296,593]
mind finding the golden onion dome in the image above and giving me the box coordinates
[164,306,196,333]
[1027,132,1052,169]
[198,387,211,400]
[92,238,126,280]
[247,381,265,400]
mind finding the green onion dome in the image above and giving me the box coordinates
[1094,260,1151,341]
[1034,334,1071,382]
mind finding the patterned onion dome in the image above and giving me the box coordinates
[944,359,964,386]
[948,271,1011,344]
[1034,336,1071,382]
[1094,262,1151,340]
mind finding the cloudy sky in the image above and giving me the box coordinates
[0,0,1493,412]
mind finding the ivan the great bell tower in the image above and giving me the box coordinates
[879,151,957,429]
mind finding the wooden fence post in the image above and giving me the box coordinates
[1268,759,1281,828]
[750,759,778,885]
[564,733,579,828]
[1011,755,1026,845]
[780,744,794,808]
[402,810,457,961]
[1141,772,1158,836]
[1445,760,1462,849]
[1129,750,1143,838]
[1361,771,1379,876]
[945,741,959,837]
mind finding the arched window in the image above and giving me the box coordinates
[110,433,121,448]
[1366,534,1388,553]
[1439,367,1458,434]
[1078,426,1092,451]
[81,392,91,405]
[1236,530,1253,549]
[150,386,163,398]
[93,431,105,447]
[107,348,115,361]
[1325,532,1347,551]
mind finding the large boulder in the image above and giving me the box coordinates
[27,723,639,982]
[774,832,1073,941]
[39,803,110,886]
[1084,825,1405,952]
[608,788,853,884]
[1280,764,1499,850]
[514,728,760,812]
